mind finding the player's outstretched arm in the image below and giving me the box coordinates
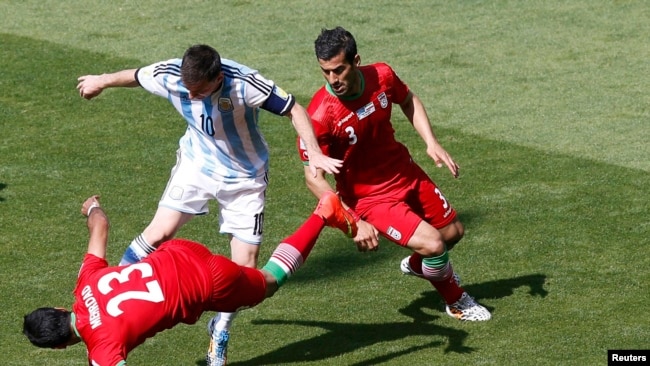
[80,195,110,259]
[77,69,139,100]
[400,92,460,178]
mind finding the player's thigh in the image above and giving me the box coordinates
[216,174,267,245]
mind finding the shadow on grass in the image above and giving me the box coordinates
[194,274,547,366]
[0,183,5,202]
[400,273,548,320]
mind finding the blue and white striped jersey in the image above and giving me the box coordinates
[135,58,294,181]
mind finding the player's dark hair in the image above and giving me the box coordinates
[315,26,358,64]
[181,44,223,85]
[23,307,73,348]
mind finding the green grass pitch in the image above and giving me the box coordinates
[1,1,648,365]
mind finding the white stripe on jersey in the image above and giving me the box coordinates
[136,58,290,181]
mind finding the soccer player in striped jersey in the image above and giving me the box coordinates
[298,27,491,321]
[23,193,356,366]
[76,44,342,366]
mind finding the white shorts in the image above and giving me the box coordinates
[159,152,267,245]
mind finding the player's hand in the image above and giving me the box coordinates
[77,75,105,100]
[427,143,459,178]
[307,150,342,176]
[81,195,102,217]
[352,220,380,252]
[81,195,110,231]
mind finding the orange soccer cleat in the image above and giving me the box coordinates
[314,191,358,238]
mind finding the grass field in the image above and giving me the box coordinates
[1,1,648,365]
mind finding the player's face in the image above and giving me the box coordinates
[185,73,224,100]
[318,51,361,97]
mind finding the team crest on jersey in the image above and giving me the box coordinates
[218,97,233,112]
[387,226,402,241]
[356,101,376,120]
[273,86,289,100]
[378,92,388,108]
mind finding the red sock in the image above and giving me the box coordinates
[414,253,464,304]
[430,274,465,305]
[408,252,424,274]
[280,214,325,260]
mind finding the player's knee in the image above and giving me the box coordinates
[441,220,464,250]
[418,238,447,257]
[229,238,260,267]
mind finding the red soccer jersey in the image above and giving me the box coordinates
[300,63,412,200]
[72,241,213,366]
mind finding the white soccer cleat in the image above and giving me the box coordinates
[207,316,217,336]
[445,292,491,321]
[400,256,422,277]
[206,326,230,366]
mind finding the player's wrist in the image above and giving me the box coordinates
[86,202,101,217]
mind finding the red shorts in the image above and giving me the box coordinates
[351,162,457,246]
[171,240,267,312]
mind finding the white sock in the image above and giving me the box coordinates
[211,312,237,332]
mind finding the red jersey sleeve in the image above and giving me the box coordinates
[74,254,108,294]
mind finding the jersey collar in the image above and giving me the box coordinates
[70,312,82,340]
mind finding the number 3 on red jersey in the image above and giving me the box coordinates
[96,263,165,317]
[345,126,358,145]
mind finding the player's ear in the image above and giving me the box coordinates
[354,54,361,67]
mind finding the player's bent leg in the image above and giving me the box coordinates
[404,223,490,321]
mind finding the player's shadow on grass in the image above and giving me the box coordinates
[225,320,471,366]
[400,273,548,320]
[196,274,547,366]
[0,183,6,202]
